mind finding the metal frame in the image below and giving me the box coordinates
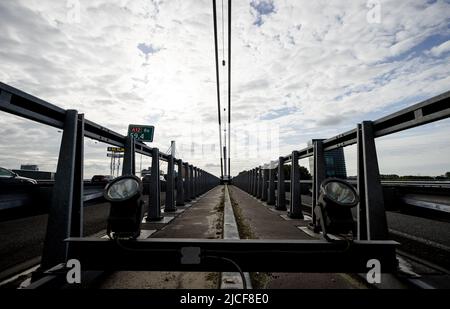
[0,82,220,275]
[233,90,450,240]
[1,82,448,287]
[65,237,398,273]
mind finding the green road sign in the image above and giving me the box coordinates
[128,124,155,142]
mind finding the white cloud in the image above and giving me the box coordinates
[429,39,450,57]
[0,0,449,177]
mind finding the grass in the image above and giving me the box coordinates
[208,186,226,288]
[227,187,272,289]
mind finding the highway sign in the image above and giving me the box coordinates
[107,147,125,152]
[107,153,124,158]
[128,124,154,142]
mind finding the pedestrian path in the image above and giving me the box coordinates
[227,186,366,289]
[99,186,224,289]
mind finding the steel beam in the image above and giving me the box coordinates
[183,162,191,202]
[189,165,195,200]
[165,155,176,212]
[276,157,286,210]
[261,169,268,202]
[288,151,303,218]
[361,121,388,240]
[312,139,326,226]
[147,147,162,221]
[256,167,262,199]
[71,114,84,238]
[357,124,368,240]
[176,159,185,206]
[122,136,135,176]
[267,168,276,205]
[66,237,399,273]
[41,110,79,270]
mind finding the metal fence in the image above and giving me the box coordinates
[233,90,450,241]
[0,82,220,271]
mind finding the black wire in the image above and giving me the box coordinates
[204,255,247,289]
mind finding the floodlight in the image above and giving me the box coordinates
[104,175,144,239]
[313,178,359,240]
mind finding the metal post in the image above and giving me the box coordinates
[253,168,258,196]
[122,135,135,176]
[41,110,78,270]
[184,162,191,202]
[247,170,251,193]
[165,155,176,212]
[288,151,303,219]
[193,167,198,197]
[312,139,326,226]
[261,168,268,202]
[360,121,388,240]
[267,167,276,205]
[259,167,264,200]
[201,169,205,194]
[176,159,185,206]
[147,147,162,221]
[71,114,84,237]
[256,167,262,199]
[356,124,367,240]
[189,165,195,200]
[276,156,286,210]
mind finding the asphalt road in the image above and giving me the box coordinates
[0,193,166,277]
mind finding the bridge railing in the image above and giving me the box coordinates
[0,82,220,271]
[233,90,450,241]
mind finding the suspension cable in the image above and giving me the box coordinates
[227,0,232,177]
[212,0,224,179]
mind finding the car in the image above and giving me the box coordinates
[0,167,37,184]
[142,174,166,183]
[91,175,114,184]
[141,173,167,194]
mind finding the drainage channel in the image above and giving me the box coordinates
[220,185,252,289]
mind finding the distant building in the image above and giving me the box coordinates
[20,164,39,171]
[308,141,347,179]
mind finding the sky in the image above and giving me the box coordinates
[0,0,449,178]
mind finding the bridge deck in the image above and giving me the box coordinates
[99,186,224,289]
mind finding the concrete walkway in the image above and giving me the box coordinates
[228,186,367,289]
[99,186,225,289]
[98,185,368,289]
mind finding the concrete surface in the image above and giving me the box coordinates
[228,186,367,289]
[98,186,225,289]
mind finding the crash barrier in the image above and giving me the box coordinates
[0,82,220,274]
[233,90,450,240]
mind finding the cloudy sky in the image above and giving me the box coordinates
[0,0,449,178]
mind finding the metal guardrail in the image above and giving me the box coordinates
[1,83,402,289]
[233,91,450,241]
[0,82,220,273]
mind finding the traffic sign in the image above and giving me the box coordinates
[128,124,154,142]
[107,147,125,152]
[107,153,124,158]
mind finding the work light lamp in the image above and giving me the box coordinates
[314,178,359,239]
[104,175,144,239]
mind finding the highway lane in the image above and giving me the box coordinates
[0,202,109,274]
[0,193,166,277]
